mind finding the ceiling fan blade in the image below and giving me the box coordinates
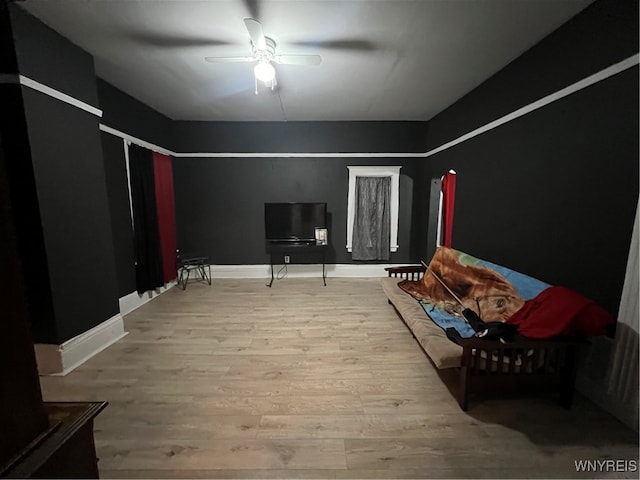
[274,55,322,66]
[205,56,255,63]
[242,0,261,21]
[124,31,233,48]
[291,39,379,52]
[243,18,266,51]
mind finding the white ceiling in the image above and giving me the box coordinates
[18,0,594,122]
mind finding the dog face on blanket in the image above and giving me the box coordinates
[398,247,524,322]
[474,294,523,322]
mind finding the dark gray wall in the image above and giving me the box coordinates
[101,131,136,297]
[98,79,176,151]
[21,89,120,342]
[423,0,639,316]
[425,0,639,150]
[171,121,429,265]
[1,5,57,341]
[97,83,432,273]
[172,121,429,153]
[0,97,58,342]
[9,1,99,108]
[7,4,119,343]
[174,155,427,264]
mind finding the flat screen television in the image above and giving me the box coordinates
[265,202,327,243]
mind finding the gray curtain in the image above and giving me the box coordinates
[352,176,391,260]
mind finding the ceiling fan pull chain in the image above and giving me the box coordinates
[255,77,259,95]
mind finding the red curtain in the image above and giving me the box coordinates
[441,170,456,248]
[153,152,177,283]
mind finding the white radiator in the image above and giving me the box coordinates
[607,323,639,404]
[577,198,638,430]
[609,198,639,406]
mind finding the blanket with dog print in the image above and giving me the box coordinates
[398,247,613,339]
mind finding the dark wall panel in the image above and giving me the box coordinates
[98,79,176,151]
[101,132,136,297]
[425,0,639,149]
[425,67,638,316]
[9,5,99,108]
[0,84,57,344]
[173,121,429,153]
[174,156,426,265]
[23,89,119,343]
[0,0,18,74]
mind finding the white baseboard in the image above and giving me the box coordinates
[34,283,177,376]
[119,282,175,315]
[35,313,127,376]
[210,263,405,279]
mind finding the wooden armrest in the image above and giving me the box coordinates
[385,265,425,273]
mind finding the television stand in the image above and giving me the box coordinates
[266,242,327,287]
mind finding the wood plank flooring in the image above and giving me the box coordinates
[39,278,638,479]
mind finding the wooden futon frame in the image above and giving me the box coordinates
[386,265,580,410]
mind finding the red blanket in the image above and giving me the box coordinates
[505,286,614,339]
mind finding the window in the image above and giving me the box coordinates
[346,166,401,253]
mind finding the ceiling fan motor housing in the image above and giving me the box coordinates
[252,36,276,61]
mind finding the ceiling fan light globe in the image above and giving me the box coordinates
[254,61,275,83]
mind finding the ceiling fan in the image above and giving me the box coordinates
[205,18,322,94]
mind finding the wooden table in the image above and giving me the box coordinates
[2,402,107,479]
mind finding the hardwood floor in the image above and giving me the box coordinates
[39,278,638,479]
